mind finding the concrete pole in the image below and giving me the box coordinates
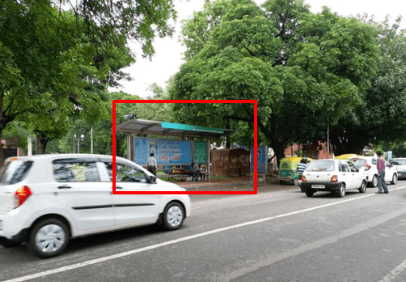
[127,133,131,160]
[91,127,93,154]
[73,133,75,154]
[206,140,211,182]
[27,136,32,156]
[327,117,329,159]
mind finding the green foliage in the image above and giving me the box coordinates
[327,16,406,155]
[172,0,380,162]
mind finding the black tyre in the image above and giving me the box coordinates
[338,183,346,198]
[162,202,185,231]
[305,189,314,197]
[300,186,305,193]
[358,180,367,193]
[0,238,21,248]
[391,174,397,185]
[28,218,69,258]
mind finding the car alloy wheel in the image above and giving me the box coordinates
[28,218,69,258]
[163,202,185,231]
[372,175,378,187]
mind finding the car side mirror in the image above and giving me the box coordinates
[148,175,157,184]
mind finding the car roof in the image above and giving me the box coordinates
[6,154,127,162]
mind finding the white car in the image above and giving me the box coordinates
[389,158,406,179]
[300,159,367,197]
[349,157,398,187]
[0,154,191,258]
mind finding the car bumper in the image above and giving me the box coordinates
[301,182,343,191]
[397,171,406,179]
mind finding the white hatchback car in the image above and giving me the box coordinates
[0,154,191,258]
[389,158,406,179]
[349,157,398,187]
[300,159,367,197]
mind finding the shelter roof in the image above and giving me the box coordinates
[116,119,231,139]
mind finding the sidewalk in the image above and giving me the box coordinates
[165,174,298,192]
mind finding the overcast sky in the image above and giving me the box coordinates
[108,0,406,98]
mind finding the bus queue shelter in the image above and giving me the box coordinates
[116,119,231,181]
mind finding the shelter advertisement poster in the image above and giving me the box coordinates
[194,142,207,164]
[134,138,192,165]
[251,146,266,173]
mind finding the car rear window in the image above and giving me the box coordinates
[0,160,33,185]
[306,160,335,172]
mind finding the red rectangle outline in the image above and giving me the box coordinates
[112,100,258,195]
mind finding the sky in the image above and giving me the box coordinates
[108,0,406,98]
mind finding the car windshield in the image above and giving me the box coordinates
[0,159,33,185]
[306,161,335,172]
[391,159,406,165]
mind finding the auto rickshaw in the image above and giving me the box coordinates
[278,157,313,185]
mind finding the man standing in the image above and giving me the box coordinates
[297,157,308,192]
[147,153,157,176]
[376,151,389,194]
[297,157,308,178]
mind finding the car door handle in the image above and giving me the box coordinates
[115,186,123,189]
[58,185,71,189]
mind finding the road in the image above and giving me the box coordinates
[1,181,406,282]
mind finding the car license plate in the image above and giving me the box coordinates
[312,185,325,188]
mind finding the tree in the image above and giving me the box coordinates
[0,0,177,161]
[171,0,379,165]
[326,16,406,155]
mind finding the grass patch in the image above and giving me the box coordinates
[211,176,231,180]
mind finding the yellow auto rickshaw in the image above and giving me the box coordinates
[278,157,313,185]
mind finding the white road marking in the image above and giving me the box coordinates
[4,186,406,282]
[380,258,406,282]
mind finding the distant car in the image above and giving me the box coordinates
[389,158,406,179]
[0,154,191,258]
[349,157,398,187]
[300,159,367,197]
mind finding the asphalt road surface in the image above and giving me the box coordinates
[2,181,406,282]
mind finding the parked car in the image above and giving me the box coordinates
[349,157,398,187]
[0,154,191,258]
[389,158,406,179]
[300,159,367,198]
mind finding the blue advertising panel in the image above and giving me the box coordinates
[251,146,266,173]
[134,138,192,165]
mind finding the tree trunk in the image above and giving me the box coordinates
[36,133,49,154]
[225,122,230,149]
[273,144,286,170]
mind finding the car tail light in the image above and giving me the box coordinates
[14,186,32,208]
[301,175,307,182]
[331,175,338,182]
[365,163,371,171]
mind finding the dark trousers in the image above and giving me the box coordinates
[147,166,156,176]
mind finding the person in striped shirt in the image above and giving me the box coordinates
[297,157,308,178]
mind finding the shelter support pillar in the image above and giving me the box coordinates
[127,133,131,161]
[207,140,211,182]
